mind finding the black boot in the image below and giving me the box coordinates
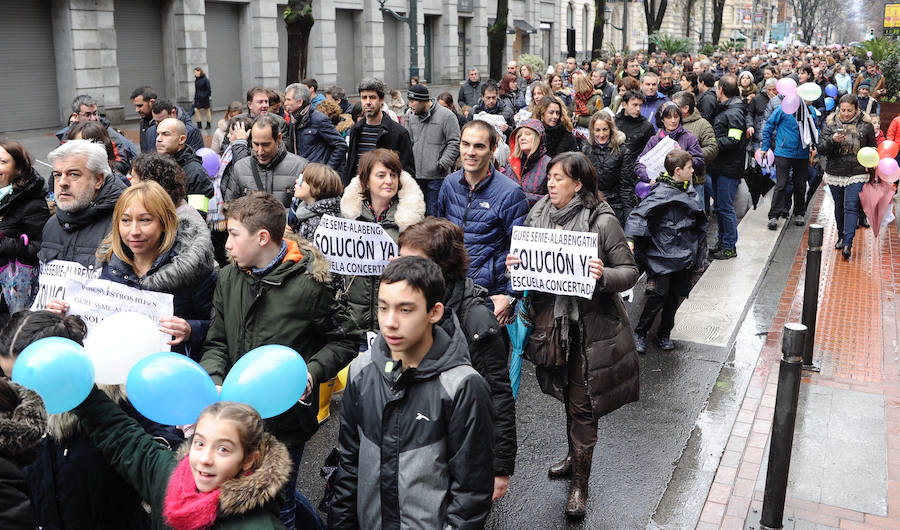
[834,237,844,250]
[842,245,852,260]
[565,447,592,519]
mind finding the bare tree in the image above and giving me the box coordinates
[487,0,509,80]
[681,0,697,39]
[643,0,669,53]
[284,0,314,84]
[592,0,608,59]
[711,0,726,45]
[787,0,826,44]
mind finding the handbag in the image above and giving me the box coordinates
[0,235,40,313]
[523,294,566,369]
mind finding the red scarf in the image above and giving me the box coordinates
[575,90,592,117]
[163,458,221,530]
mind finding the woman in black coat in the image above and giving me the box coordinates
[0,141,51,326]
[0,378,46,530]
[193,66,212,130]
[398,217,518,503]
[581,111,635,226]
[535,95,578,157]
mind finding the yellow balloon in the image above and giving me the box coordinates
[857,147,880,168]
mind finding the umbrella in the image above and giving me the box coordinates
[506,292,533,400]
[745,164,775,209]
[858,180,895,238]
[0,259,39,313]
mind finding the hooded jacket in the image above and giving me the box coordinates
[440,278,517,477]
[73,386,290,530]
[745,90,771,142]
[709,97,748,178]
[339,172,425,331]
[696,88,719,124]
[436,168,529,296]
[760,104,817,160]
[624,178,708,276]
[0,171,50,268]
[681,109,718,185]
[818,110,877,177]
[38,172,127,267]
[581,131,635,225]
[344,112,416,185]
[227,143,309,207]
[99,209,217,359]
[406,100,462,180]
[0,382,46,530]
[174,145,215,198]
[329,321,495,530]
[200,237,364,445]
[286,106,348,175]
[634,126,706,183]
[502,119,552,206]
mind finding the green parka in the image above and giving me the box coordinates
[338,171,425,331]
[200,237,364,445]
[73,387,290,530]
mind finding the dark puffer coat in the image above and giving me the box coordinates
[174,145,215,198]
[436,168,529,295]
[709,97,748,178]
[38,173,127,267]
[582,131,635,225]
[193,74,211,108]
[440,278,516,476]
[0,382,46,530]
[543,122,578,157]
[525,198,641,418]
[0,172,50,268]
[616,111,655,167]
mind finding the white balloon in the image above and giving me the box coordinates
[84,312,169,384]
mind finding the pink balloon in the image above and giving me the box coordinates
[754,150,764,166]
[781,94,801,114]
[767,149,775,166]
[635,180,652,199]
[877,157,900,180]
[776,77,797,96]
[881,169,900,183]
[867,51,873,58]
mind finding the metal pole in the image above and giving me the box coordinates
[701,0,707,44]
[622,0,628,52]
[408,0,419,79]
[759,323,808,530]
[801,224,824,371]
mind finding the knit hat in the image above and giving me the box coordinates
[407,84,430,101]
[858,81,871,90]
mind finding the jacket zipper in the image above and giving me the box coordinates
[462,186,474,232]
[239,277,280,348]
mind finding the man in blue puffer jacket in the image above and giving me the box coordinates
[760,98,816,229]
[436,120,529,324]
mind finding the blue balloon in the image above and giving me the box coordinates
[220,345,308,419]
[825,83,838,98]
[13,337,94,414]
[824,97,835,111]
[126,352,218,425]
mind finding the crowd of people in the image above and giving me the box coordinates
[0,42,896,529]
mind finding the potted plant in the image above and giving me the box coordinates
[855,38,900,130]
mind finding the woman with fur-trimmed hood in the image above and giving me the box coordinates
[340,149,425,331]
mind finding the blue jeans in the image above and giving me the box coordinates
[694,183,705,207]
[715,176,740,250]
[417,178,443,217]
[704,174,715,213]
[279,442,306,530]
[829,182,864,247]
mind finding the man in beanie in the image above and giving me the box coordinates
[406,84,461,215]
[857,82,880,117]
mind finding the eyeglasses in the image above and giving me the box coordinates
[79,111,99,118]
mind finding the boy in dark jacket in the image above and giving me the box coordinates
[329,256,495,529]
[199,191,363,528]
[625,150,707,353]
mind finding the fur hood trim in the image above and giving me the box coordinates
[48,384,127,443]
[340,171,425,232]
[142,204,216,292]
[0,381,47,455]
[174,432,291,517]
[284,232,332,284]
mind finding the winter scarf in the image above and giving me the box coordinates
[209,144,235,231]
[530,193,593,356]
[575,90,592,117]
[797,102,819,149]
[290,196,341,241]
[162,458,220,530]
[836,110,863,155]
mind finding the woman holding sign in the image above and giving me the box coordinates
[340,149,425,331]
[96,181,216,359]
[634,102,705,184]
[505,151,639,520]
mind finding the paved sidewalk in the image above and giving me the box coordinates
[699,190,900,529]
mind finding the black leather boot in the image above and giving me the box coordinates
[564,447,593,519]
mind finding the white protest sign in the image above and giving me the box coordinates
[313,215,397,276]
[31,260,102,310]
[62,277,173,342]
[509,226,598,299]
[638,134,678,181]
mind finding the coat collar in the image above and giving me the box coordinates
[340,171,425,232]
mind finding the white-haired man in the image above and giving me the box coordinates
[39,139,127,267]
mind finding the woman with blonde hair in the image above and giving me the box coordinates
[573,73,600,128]
[96,181,216,358]
[582,111,635,224]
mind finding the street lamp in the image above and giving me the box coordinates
[378,0,419,80]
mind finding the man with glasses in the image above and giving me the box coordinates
[54,94,138,174]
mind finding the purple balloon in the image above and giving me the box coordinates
[776,77,797,96]
[781,94,801,114]
[197,148,220,178]
[877,157,899,178]
[635,180,652,199]
[825,84,838,98]
[766,149,775,167]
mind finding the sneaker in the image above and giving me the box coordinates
[708,242,722,256]
[659,337,675,351]
[793,215,805,226]
[767,218,778,230]
[711,248,737,260]
[634,334,647,354]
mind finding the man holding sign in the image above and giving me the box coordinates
[504,152,639,520]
